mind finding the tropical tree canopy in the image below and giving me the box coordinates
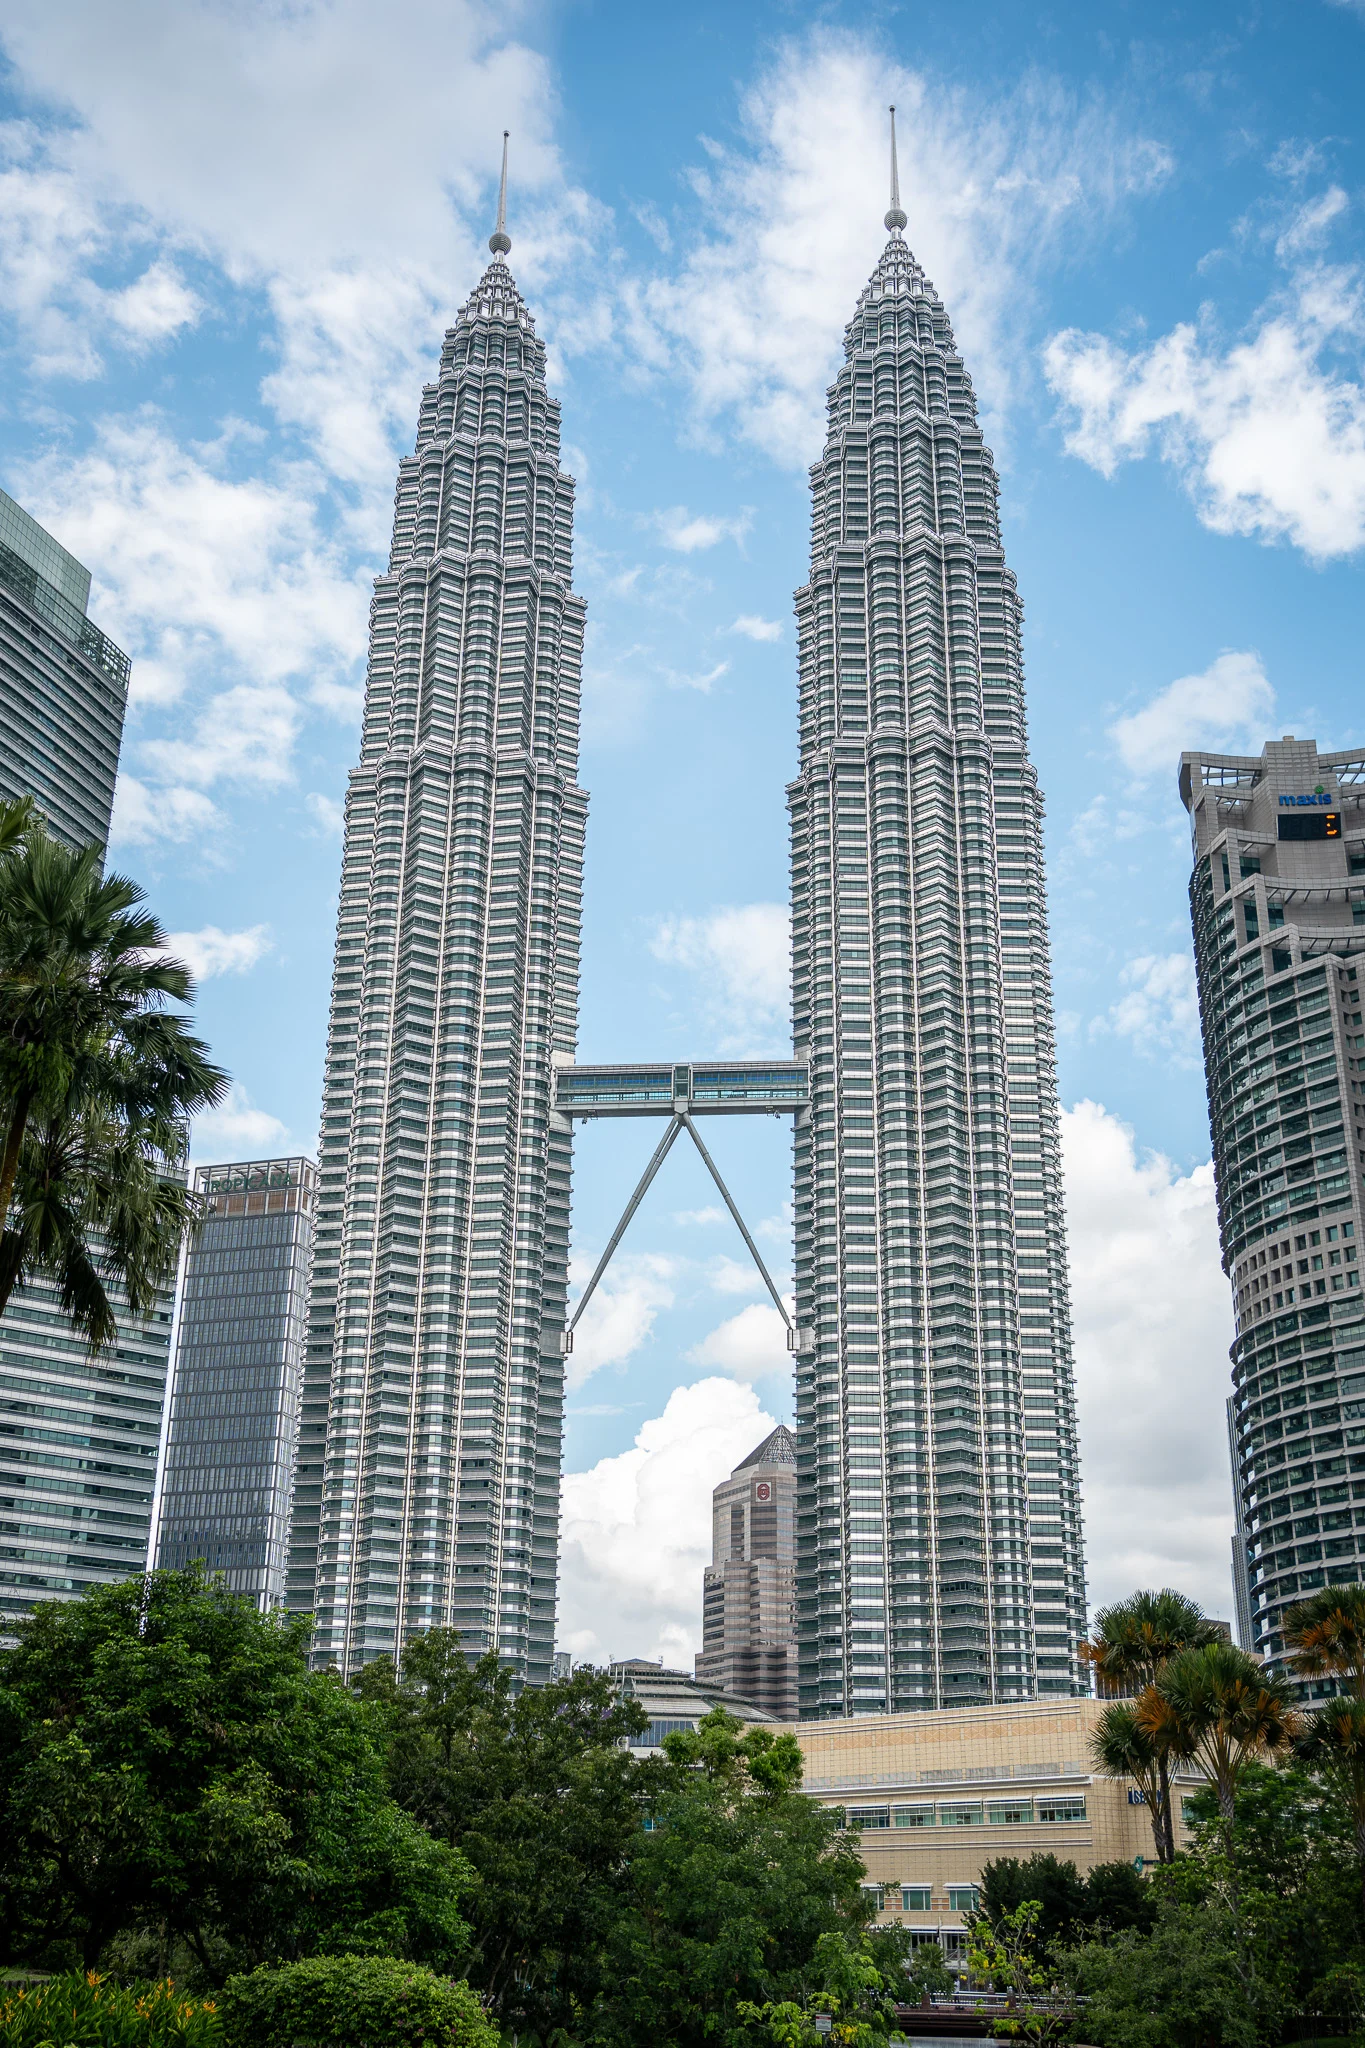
[1139,1641,1301,1842]
[0,798,226,1348]
[1284,1583,1365,1700]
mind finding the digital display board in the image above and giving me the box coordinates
[1278,810,1340,841]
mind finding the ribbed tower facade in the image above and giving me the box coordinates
[287,237,586,1681]
[789,202,1086,1715]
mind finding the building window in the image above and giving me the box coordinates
[987,1798,1034,1824]
[1036,1796,1086,1823]
[861,1883,885,1911]
[848,1805,892,1829]
[894,1804,936,1828]
[947,1885,980,1912]
[902,1885,934,1911]
[939,1803,984,1827]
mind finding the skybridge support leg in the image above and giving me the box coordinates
[680,1113,792,1333]
[565,1115,684,1346]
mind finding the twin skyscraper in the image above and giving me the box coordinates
[283,129,1088,1711]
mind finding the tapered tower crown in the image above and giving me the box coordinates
[489,129,512,256]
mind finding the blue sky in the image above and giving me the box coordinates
[3,0,1365,1660]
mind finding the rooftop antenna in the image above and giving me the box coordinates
[489,130,511,258]
[885,104,907,235]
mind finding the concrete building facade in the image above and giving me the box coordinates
[777,1699,1201,1958]
[788,164,1085,1717]
[1184,736,1365,1680]
[286,220,584,1680]
[0,485,128,849]
[155,1158,317,1609]
[696,1424,798,1719]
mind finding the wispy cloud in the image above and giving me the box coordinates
[1110,650,1275,779]
[166,923,273,979]
[650,505,753,553]
[728,613,783,641]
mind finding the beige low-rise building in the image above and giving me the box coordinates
[771,1698,1204,1961]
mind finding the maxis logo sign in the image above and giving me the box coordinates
[1280,787,1335,806]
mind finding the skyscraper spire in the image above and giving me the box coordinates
[884,104,907,234]
[489,129,511,257]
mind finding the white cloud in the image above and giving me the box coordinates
[109,774,222,849]
[1092,953,1201,1063]
[728,613,783,642]
[628,31,1170,464]
[305,791,345,837]
[1062,1101,1235,1620]
[673,1205,728,1227]
[559,1377,777,1664]
[650,902,790,1049]
[668,660,729,694]
[166,923,273,980]
[651,505,752,553]
[566,1251,677,1393]
[1044,260,1365,560]
[1110,650,1276,780]
[688,1301,791,1383]
[107,259,202,343]
[191,1083,290,1164]
[709,1254,770,1297]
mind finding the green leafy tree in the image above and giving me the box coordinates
[1082,1591,1219,1862]
[966,1901,1072,2045]
[978,1856,1155,1950]
[590,1707,868,2048]
[739,1929,917,2048]
[1283,1582,1365,1699]
[0,1567,472,1983]
[219,1957,497,2048]
[1056,1905,1260,2048]
[358,1631,652,2041]
[1295,1696,1365,1915]
[0,799,226,1346]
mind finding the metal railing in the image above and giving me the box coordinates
[0,539,130,690]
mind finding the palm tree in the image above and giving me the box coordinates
[1082,1589,1220,1861]
[1283,1584,1365,1699]
[0,800,227,1348]
[1295,1697,1365,1915]
[1138,1641,1300,1857]
[1090,1701,1168,1866]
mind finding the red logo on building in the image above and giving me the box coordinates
[755,1481,772,1501]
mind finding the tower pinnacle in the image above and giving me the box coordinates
[884,104,907,234]
[489,130,512,257]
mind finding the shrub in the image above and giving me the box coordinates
[218,1957,496,2048]
[0,1972,220,2048]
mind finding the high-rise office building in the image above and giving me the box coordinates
[788,143,1086,1715]
[0,485,128,848]
[287,188,584,1680]
[1184,735,1365,1680]
[0,490,171,1629]
[696,1424,798,1719]
[155,1157,316,1609]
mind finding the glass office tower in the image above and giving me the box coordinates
[286,231,585,1681]
[1184,736,1365,1683]
[156,1157,317,1609]
[696,1424,799,1719]
[789,203,1086,1715]
[0,485,128,848]
[0,490,171,1630]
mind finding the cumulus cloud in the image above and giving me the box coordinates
[627,31,1170,464]
[110,775,222,849]
[106,260,202,344]
[566,1251,678,1393]
[728,614,783,641]
[558,1377,778,1664]
[305,792,345,837]
[1044,259,1365,560]
[192,1083,290,1164]
[1092,953,1201,1063]
[651,506,753,553]
[650,902,791,1050]
[688,1300,791,1382]
[166,923,273,979]
[1062,1101,1235,1619]
[1110,650,1275,780]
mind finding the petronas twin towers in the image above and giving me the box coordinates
[287,125,1087,1711]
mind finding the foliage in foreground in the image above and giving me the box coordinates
[218,1956,497,2048]
[0,1973,220,2048]
[0,1567,473,1982]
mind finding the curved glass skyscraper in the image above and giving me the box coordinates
[789,171,1086,1714]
